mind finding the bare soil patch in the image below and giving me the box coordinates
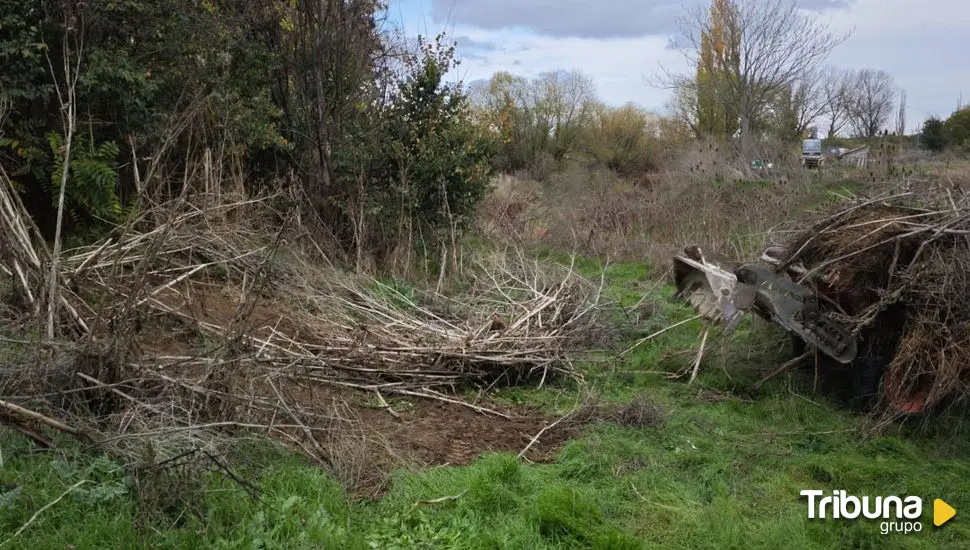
[356,398,576,467]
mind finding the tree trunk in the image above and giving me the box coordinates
[740,113,751,158]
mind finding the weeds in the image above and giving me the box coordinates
[480,161,870,267]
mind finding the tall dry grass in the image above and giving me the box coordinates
[480,145,871,268]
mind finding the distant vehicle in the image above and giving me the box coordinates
[801,138,823,168]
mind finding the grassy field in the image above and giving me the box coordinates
[2,255,969,549]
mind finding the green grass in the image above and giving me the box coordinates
[2,256,970,549]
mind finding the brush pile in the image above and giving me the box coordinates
[779,181,970,422]
[1,168,612,489]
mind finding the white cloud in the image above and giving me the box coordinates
[822,0,970,127]
[430,0,854,39]
[392,0,970,129]
[450,31,687,110]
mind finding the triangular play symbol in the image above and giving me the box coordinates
[934,499,956,527]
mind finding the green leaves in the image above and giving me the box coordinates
[0,2,53,102]
[346,32,496,252]
[45,131,123,226]
[920,108,970,153]
[943,107,970,152]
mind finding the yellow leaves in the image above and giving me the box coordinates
[701,0,740,71]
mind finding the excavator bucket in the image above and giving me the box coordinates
[671,245,945,416]
[672,246,752,333]
[672,245,857,364]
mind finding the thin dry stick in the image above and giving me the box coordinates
[0,420,52,449]
[630,481,649,502]
[97,422,339,444]
[44,19,83,340]
[0,479,90,548]
[395,389,513,419]
[267,379,332,466]
[620,314,702,357]
[518,411,570,460]
[624,268,670,316]
[688,324,711,385]
[755,350,812,388]
[74,372,154,412]
[0,399,87,439]
[409,488,469,513]
[780,191,915,271]
[373,390,402,419]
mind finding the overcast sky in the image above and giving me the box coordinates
[385,0,969,133]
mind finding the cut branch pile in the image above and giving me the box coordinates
[0,165,88,334]
[779,181,970,424]
[271,252,609,391]
[115,249,609,409]
[0,176,612,490]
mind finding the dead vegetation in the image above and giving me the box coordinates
[485,149,970,432]
[605,394,666,429]
[774,175,970,428]
[481,151,857,267]
[0,172,618,497]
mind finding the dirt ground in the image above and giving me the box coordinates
[354,397,575,466]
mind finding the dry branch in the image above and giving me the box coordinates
[0,399,88,441]
[0,479,91,548]
[778,180,970,423]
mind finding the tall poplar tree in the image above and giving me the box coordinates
[695,0,740,140]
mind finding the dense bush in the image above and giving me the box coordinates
[919,109,970,154]
[0,2,494,271]
[0,1,290,236]
[341,35,497,265]
[921,118,947,153]
[944,108,970,152]
[469,71,664,179]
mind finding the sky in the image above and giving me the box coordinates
[383,0,969,134]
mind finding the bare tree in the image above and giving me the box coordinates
[819,66,853,138]
[770,68,827,141]
[659,0,851,154]
[534,70,597,159]
[847,68,897,138]
[470,69,596,171]
[664,78,703,138]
